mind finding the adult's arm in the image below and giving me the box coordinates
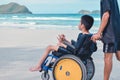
[91,11,110,41]
[97,11,110,34]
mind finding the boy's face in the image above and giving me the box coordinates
[78,21,81,30]
[78,20,83,30]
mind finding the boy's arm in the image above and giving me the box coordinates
[63,33,85,52]
[75,34,86,52]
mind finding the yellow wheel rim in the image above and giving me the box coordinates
[54,59,83,80]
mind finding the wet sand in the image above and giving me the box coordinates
[0,29,120,80]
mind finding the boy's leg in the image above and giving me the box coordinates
[104,53,113,80]
[29,45,59,72]
[37,45,59,66]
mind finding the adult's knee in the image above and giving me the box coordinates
[104,57,112,64]
[104,54,113,64]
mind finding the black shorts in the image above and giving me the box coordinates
[117,40,120,50]
[103,43,116,53]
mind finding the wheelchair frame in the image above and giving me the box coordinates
[40,53,95,80]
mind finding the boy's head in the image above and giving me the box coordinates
[80,15,94,31]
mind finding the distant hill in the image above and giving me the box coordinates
[91,10,100,14]
[78,10,91,14]
[79,10,100,14]
[0,2,32,14]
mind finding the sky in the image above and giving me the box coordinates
[0,0,120,14]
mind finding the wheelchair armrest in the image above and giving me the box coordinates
[63,40,75,50]
[71,40,76,46]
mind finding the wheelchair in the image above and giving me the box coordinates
[40,52,95,80]
[40,38,97,80]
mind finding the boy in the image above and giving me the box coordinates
[29,15,97,72]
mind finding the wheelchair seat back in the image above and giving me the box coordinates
[76,34,97,60]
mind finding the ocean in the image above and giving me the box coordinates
[0,14,100,30]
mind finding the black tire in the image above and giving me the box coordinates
[41,72,50,80]
[86,58,95,80]
[52,54,87,80]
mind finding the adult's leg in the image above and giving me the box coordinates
[104,53,113,80]
[29,45,59,72]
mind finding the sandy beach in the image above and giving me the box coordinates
[0,28,120,80]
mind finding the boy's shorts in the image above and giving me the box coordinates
[52,47,72,57]
[103,43,116,53]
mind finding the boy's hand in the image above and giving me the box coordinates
[57,34,65,42]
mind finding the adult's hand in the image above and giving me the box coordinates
[91,33,102,42]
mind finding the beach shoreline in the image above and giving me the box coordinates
[0,28,120,80]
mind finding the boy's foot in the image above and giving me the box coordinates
[29,66,41,72]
